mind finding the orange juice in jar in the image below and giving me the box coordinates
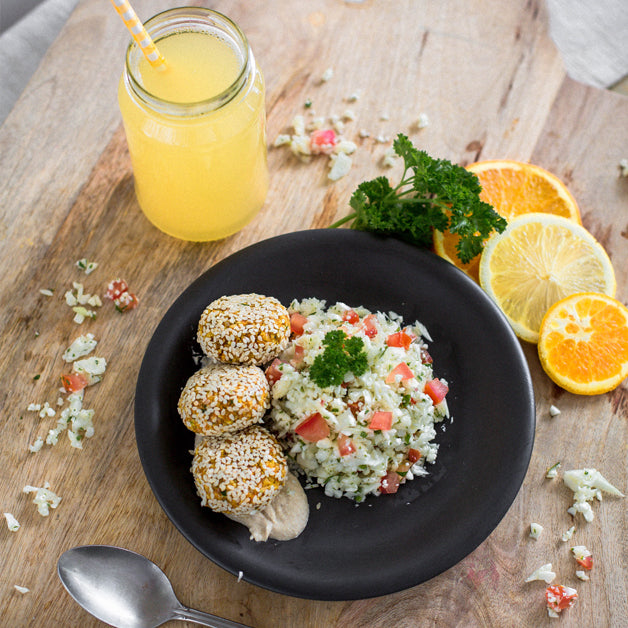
[118,8,268,241]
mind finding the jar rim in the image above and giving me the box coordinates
[124,7,251,116]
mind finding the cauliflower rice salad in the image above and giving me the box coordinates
[266,298,450,502]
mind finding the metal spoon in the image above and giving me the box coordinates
[57,545,251,628]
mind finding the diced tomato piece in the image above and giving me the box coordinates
[309,128,337,154]
[545,585,578,613]
[385,362,415,384]
[105,279,129,301]
[60,372,89,393]
[290,312,308,336]
[362,314,378,338]
[575,555,593,570]
[424,378,448,404]
[295,412,330,442]
[342,309,360,324]
[407,448,422,463]
[337,433,356,456]
[380,471,400,494]
[386,331,414,350]
[264,358,284,386]
[368,411,393,431]
[420,348,433,364]
[114,291,139,312]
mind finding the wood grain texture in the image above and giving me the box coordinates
[0,1,626,627]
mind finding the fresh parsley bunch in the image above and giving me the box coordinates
[309,330,368,388]
[330,134,507,263]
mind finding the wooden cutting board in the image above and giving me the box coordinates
[0,1,626,626]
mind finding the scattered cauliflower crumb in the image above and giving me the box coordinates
[545,462,561,479]
[575,570,589,581]
[39,289,54,297]
[23,482,61,516]
[549,404,561,417]
[529,522,543,540]
[76,259,98,274]
[273,134,291,147]
[342,109,356,121]
[321,67,333,82]
[65,282,102,309]
[334,139,357,155]
[28,437,44,453]
[27,402,55,419]
[4,512,20,531]
[346,92,360,102]
[415,113,430,129]
[564,468,624,522]
[619,158,628,177]
[330,114,345,134]
[310,116,325,130]
[46,390,95,449]
[72,356,107,386]
[561,525,575,542]
[525,563,556,584]
[382,146,398,168]
[63,333,97,362]
[72,306,97,324]
[13,585,30,594]
[328,152,353,181]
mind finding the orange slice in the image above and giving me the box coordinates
[478,213,616,343]
[538,293,628,395]
[433,160,582,282]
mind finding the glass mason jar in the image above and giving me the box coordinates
[118,8,268,241]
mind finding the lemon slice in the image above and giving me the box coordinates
[479,213,616,343]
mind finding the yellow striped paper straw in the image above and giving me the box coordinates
[110,0,167,70]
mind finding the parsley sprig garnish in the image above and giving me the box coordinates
[329,134,507,263]
[309,330,368,388]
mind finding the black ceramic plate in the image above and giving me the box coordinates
[135,229,535,601]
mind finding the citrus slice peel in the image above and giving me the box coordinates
[538,293,628,395]
[478,213,616,343]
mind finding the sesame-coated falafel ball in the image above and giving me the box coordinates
[191,426,288,516]
[178,364,270,436]
[197,294,290,366]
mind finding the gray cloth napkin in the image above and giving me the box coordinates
[545,0,628,88]
[0,0,78,123]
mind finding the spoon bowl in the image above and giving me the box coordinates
[57,545,250,628]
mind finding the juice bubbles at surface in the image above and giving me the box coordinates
[118,9,268,241]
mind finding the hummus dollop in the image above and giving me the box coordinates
[226,472,309,542]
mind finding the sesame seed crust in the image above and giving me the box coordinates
[192,426,288,515]
[178,364,270,436]
[197,294,291,366]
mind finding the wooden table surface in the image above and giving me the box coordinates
[1,1,626,626]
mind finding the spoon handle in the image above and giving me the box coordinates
[173,606,252,628]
